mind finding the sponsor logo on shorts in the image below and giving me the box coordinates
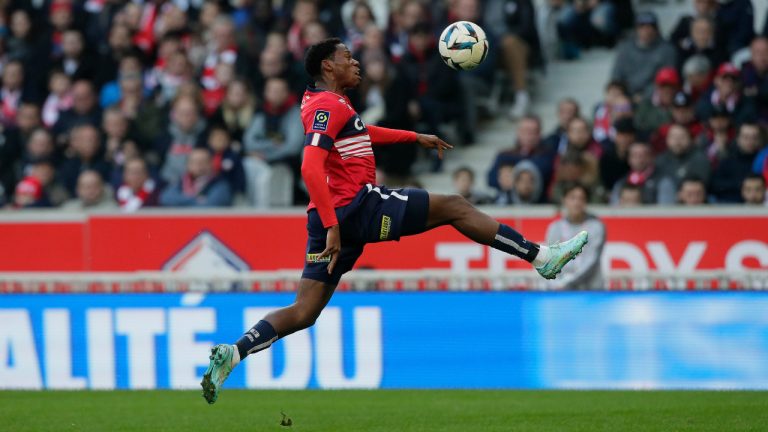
[312,110,330,131]
[380,215,391,240]
[306,253,331,263]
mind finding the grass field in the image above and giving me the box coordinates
[2,390,767,431]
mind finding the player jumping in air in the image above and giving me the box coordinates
[201,38,588,403]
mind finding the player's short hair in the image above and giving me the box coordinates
[304,37,343,80]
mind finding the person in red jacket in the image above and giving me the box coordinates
[200,39,589,404]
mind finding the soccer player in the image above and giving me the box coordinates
[201,38,588,403]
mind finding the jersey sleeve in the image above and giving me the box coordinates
[302,99,350,151]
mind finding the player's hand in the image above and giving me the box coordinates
[416,134,453,160]
[319,224,341,274]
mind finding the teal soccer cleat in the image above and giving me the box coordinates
[201,344,236,404]
[535,231,589,280]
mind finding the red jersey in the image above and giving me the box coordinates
[300,86,417,227]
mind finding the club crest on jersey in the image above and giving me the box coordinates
[313,110,330,131]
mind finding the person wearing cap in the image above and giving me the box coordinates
[634,67,680,137]
[611,11,676,101]
[695,62,756,127]
[599,117,633,192]
[651,91,704,154]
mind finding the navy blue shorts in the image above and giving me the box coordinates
[302,184,430,285]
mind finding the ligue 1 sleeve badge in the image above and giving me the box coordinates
[312,110,330,131]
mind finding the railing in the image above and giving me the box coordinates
[0,270,767,293]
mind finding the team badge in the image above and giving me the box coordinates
[312,110,330,131]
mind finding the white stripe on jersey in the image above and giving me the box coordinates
[335,134,370,147]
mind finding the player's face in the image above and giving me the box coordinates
[331,44,361,89]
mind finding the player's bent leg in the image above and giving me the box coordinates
[201,278,336,404]
[423,193,588,279]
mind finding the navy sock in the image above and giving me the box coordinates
[490,223,540,262]
[235,320,278,360]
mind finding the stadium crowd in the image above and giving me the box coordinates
[0,0,765,211]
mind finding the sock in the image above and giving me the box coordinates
[235,320,278,360]
[532,245,551,268]
[230,345,240,368]
[490,224,540,263]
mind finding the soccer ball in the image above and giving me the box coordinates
[438,21,489,71]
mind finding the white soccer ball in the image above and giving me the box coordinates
[438,21,489,71]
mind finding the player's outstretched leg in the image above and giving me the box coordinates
[201,278,334,404]
[425,194,588,279]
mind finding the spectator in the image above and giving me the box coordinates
[617,182,643,206]
[550,150,603,204]
[400,22,467,153]
[95,22,139,87]
[116,157,158,212]
[555,0,623,59]
[101,108,140,187]
[741,174,766,205]
[742,37,768,125]
[149,42,194,106]
[675,16,725,72]
[559,117,602,192]
[53,80,102,144]
[17,129,56,180]
[13,158,57,209]
[7,9,40,71]
[656,124,711,188]
[488,115,555,189]
[42,70,73,129]
[243,77,303,207]
[388,0,427,61]
[160,147,232,207]
[15,103,42,144]
[651,91,704,154]
[156,95,207,185]
[592,81,631,143]
[288,0,320,61]
[697,105,735,165]
[349,51,418,176]
[207,126,245,195]
[695,63,756,127]
[634,67,680,137]
[209,78,256,147]
[611,11,676,100]
[58,124,111,195]
[677,176,708,205]
[493,163,515,205]
[670,0,718,49]
[682,54,713,103]
[53,29,96,82]
[484,0,543,118]
[714,0,755,56]
[343,2,376,54]
[545,183,605,290]
[62,170,117,211]
[0,60,29,128]
[710,122,762,202]
[599,117,634,192]
[453,166,492,205]
[610,141,676,204]
[544,98,581,154]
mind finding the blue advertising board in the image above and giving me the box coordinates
[1,292,767,390]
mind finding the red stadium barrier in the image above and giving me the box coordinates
[0,210,765,273]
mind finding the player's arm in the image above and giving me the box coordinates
[367,125,453,159]
[301,144,341,274]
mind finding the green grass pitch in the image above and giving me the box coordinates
[1,390,767,431]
